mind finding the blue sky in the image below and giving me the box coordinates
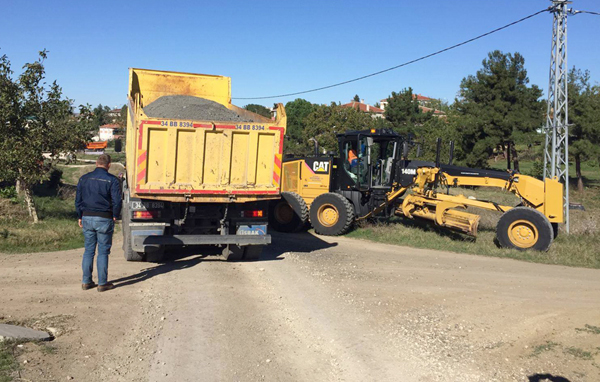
[2,0,599,109]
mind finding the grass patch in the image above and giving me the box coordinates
[0,341,19,382]
[565,346,593,360]
[576,324,600,335]
[531,341,560,357]
[0,196,83,253]
[37,343,56,355]
[57,163,125,185]
[77,149,126,164]
[1,162,124,254]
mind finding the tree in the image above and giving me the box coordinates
[284,98,317,154]
[243,103,271,118]
[384,87,432,135]
[302,103,377,155]
[567,67,600,192]
[92,104,111,129]
[0,50,91,222]
[353,94,360,102]
[454,51,544,168]
[116,104,127,129]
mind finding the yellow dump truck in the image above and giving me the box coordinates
[123,68,286,261]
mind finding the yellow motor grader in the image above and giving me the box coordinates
[269,129,563,251]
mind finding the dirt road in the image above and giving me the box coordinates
[1,232,599,381]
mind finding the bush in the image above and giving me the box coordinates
[0,186,17,200]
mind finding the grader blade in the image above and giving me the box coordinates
[400,195,480,236]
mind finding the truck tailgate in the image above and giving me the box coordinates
[133,118,283,201]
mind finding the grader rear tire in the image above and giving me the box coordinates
[269,192,309,233]
[496,207,553,251]
[309,193,354,236]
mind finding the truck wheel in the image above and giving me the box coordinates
[496,207,553,251]
[310,193,355,236]
[269,192,309,233]
[122,205,145,262]
[243,245,263,261]
[222,245,244,261]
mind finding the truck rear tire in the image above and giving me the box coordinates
[269,192,309,233]
[496,207,553,251]
[310,193,355,236]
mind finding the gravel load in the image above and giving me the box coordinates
[143,95,256,122]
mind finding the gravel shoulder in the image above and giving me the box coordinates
[1,232,599,381]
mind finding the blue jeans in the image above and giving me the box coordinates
[82,216,114,286]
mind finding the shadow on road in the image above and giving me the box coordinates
[111,254,206,289]
[112,232,336,288]
[528,374,571,382]
[265,231,338,260]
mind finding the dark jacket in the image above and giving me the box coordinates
[75,167,122,219]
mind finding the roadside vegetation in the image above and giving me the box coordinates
[0,181,82,254]
[0,162,125,254]
[0,340,19,382]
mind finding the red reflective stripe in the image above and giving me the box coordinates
[214,124,236,130]
[193,123,212,128]
[269,126,284,153]
[274,155,282,168]
[136,169,146,183]
[137,151,147,165]
[135,186,279,195]
[273,171,280,184]
[138,123,144,149]
[138,121,161,149]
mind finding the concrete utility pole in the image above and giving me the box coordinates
[543,0,571,233]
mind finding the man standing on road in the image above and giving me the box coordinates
[75,154,122,292]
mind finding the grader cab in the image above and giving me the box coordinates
[269,129,563,251]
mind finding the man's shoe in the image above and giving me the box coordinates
[97,283,115,292]
[82,282,97,290]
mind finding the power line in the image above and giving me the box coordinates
[233,8,550,100]
[573,10,600,16]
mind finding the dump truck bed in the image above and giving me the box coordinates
[126,68,286,203]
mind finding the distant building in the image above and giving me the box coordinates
[340,99,384,118]
[98,123,119,141]
[379,93,445,117]
[107,108,122,121]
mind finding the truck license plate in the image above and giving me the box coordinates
[237,225,267,236]
[131,201,164,210]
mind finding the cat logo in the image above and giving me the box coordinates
[312,161,330,174]
[401,168,417,175]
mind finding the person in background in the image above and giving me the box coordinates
[75,154,122,292]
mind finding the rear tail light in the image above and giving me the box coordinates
[133,210,161,219]
[241,210,264,218]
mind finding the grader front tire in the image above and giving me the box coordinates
[496,207,553,251]
[309,193,355,236]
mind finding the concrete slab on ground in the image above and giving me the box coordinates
[0,324,52,342]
